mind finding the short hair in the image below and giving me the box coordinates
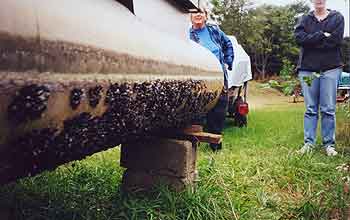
[198,6,209,17]
[190,6,209,20]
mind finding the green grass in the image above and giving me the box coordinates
[1,105,350,220]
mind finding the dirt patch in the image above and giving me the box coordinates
[246,81,304,109]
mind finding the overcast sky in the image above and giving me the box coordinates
[253,0,350,36]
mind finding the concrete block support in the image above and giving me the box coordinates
[120,138,197,191]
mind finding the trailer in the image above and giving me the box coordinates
[226,35,252,127]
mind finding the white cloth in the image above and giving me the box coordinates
[227,36,252,88]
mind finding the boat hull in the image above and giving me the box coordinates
[0,0,223,184]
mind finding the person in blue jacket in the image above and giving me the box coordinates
[189,6,234,151]
[294,0,344,156]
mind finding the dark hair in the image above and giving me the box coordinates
[190,7,208,21]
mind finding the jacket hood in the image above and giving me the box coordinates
[307,9,339,19]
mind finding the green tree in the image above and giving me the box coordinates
[211,0,310,79]
[247,6,274,78]
[288,0,311,14]
[244,3,308,78]
[264,3,304,75]
[211,0,253,47]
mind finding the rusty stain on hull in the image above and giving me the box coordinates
[0,32,219,76]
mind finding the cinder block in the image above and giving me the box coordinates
[120,138,196,178]
[120,138,198,191]
[121,169,196,192]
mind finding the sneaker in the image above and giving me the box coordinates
[210,143,222,152]
[298,143,314,154]
[325,146,338,156]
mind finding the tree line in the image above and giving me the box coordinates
[211,0,350,79]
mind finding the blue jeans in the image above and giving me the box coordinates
[298,68,342,147]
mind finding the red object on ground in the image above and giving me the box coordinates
[238,102,249,115]
[337,95,349,103]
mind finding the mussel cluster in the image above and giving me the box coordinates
[70,88,84,110]
[88,86,103,108]
[7,84,50,124]
[1,79,219,184]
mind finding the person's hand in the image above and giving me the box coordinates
[227,63,232,71]
[324,32,331,37]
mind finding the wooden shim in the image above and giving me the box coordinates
[183,131,222,144]
[180,125,222,144]
[182,125,203,133]
[162,125,222,144]
[337,96,349,103]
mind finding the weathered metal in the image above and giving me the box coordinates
[0,0,223,184]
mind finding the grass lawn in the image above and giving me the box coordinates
[1,105,350,220]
